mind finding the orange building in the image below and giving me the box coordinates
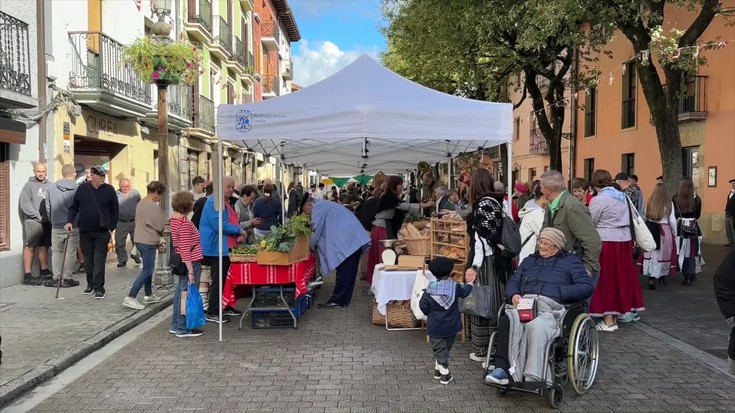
[573,2,735,243]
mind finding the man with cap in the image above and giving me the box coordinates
[628,174,644,215]
[725,178,735,246]
[66,166,119,299]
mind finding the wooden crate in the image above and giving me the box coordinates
[256,236,310,266]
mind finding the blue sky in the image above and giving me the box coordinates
[288,0,386,86]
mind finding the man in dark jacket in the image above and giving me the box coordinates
[725,178,735,247]
[65,166,119,299]
[44,164,80,288]
[19,162,51,285]
[713,248,735,375]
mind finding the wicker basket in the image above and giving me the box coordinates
[230,254,258,263]
[402,236,430,256]
[371,301,418,328]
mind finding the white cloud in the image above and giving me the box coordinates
[292,40,380,87]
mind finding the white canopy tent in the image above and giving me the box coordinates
[209,55,513,341]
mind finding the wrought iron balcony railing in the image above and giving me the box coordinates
[214,16,232,54]
[68,31,151,105]
[167,84,192,120]
[263,73,280,95]
[195,95,215,132]
[0,10,32,96]
[529,128,549,155]
[679,75,708,115]
[232,37,247,67]
[188,0,213,33]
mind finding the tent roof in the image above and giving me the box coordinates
[217,55,512,175]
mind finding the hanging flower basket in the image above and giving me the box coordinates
[121,36,202,86]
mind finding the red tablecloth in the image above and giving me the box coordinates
[222,255,316,308]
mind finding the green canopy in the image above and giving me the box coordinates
[352,174,373,186]
[330,177,350,187]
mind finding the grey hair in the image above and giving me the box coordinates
[540,170,567,192]
[434,186,448,197]
[493,181,505,192]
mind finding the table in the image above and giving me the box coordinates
[370,264,436,331]
[223,256,316,329]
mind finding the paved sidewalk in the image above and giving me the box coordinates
[0,253,174,406]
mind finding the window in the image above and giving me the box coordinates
[621,153,635,176]
[513,117,520,141]
[528,168,537,182]
[682,146,699,179]
[584,87,596,137]
[621,61,637,128]
[0,143,9,251]
[583,158,595,182]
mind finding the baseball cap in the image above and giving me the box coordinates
[90,165,107,177]
[614,172,629,181]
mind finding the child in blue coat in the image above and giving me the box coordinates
[419,257,475,384]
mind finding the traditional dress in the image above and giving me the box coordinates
[642,202,678,279]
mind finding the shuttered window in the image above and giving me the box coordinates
[87,0,102,52]
[0,143,10,251]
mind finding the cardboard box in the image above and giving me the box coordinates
[256,236,310,266]
[397,255,426,268]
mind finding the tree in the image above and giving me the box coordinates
[381,0,605,173]
[592,0,729,193]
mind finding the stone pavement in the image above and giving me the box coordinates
[0,252,174,406]
[12,251,735,413]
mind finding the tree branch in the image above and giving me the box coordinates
[679,0,721,46]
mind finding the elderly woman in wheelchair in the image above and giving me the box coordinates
[483,228,597,406]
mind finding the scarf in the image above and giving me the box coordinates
[598,186,628,203]
[426,279,456,310]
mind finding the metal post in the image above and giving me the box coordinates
[506,142,513,215]
[154,82,173,288]
[217,140,224,342]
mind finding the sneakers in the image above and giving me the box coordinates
[74,263,86,274]
[43,278,79,288]
[485,368,509,385]
[617,313,640,323]
[123,296,145,310]
[469,352,486,362]
[22,273,44,286]
[205,314,230,323]
[83,286,94,295]
[596,322,618,332]
[116,262,126,268]
[142,295,162,304]
[39,269,53,280]
[94,291,106,299]
[438,366,453,385]
[222,307,243,316]
[130,254,141,264]
[168,329,177,334]
[433,361,442,380]
[175,329,204,338]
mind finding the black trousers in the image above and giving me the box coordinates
[729,327,735,361]
[80,231,111,293]
[203,256,231,316]
[494,314,512,372]
[430,335,457,368]
[328,248,362,306]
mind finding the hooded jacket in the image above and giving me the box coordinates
[46,178,79,229]
[419,281,473,338]
[19,176,49,222]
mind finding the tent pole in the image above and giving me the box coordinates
[217,140,223,342]
[506,142,512,215]
[447,157,453,189]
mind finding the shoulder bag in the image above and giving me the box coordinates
[89,184,111,230]
[486,197,522,258]
[626,197,656,256]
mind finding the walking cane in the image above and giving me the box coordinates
[56,233,70,299]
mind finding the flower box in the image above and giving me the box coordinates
[256,236,310,266]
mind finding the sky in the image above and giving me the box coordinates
[288,0,386,86]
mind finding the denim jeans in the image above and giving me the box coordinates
[128,243,157,298]
[171,261,201,334]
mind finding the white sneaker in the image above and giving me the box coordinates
[596,322,618,332]
[123,296,145,310]
[469,352,486,362]
[142,294,162,304]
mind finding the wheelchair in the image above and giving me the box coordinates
[482,302,599,409]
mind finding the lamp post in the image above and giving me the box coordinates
[152,0,173,288]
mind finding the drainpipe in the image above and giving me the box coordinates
[568,46,579,181]
[37,0,47,163]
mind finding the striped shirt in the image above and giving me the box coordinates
[170,216,203,262]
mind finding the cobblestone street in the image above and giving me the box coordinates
[3,247,733,413]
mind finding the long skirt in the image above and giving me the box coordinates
[642,224,677,279]
[468,255,505,352]
[589,241,645,317]
[677,236,704,275]
[366,226,387,284]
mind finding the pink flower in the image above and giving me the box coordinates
[152,71,160,79]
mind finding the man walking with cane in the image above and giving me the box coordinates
[45,164,81,288]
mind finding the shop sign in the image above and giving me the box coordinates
[86,114,118,136]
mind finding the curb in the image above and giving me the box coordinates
[0,293,174,409]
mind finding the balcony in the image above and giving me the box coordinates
[281,58,293,80]
[0,11,34,108]
[211,16,232,60]
[68,32,152,118]
[192,95,215,134]
[143,84,192,131]
[228,37,249,77]
[262,74,280,99]
[678,75,708,122]
[529,129,549,155]
[261,20,280,51]
[185,0,213,43]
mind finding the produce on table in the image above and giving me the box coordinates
[231,215,312,255]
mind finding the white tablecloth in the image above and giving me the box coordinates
[370,265,435,315]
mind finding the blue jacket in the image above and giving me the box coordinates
[199,195,241,257]
[419,283,473,338]
[505,250,594,305]
[252,196,282,230]
[310,199,370,274]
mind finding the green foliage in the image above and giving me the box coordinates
[259,215,312,252]
[122,37,202,85]
[232,244,260,254]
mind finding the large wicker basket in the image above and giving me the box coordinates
[371,301,418,328]
[230,254,258,263]
[402,236,430,256]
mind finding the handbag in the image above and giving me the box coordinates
[185,283,206,329]
[410,269,429,321]
[170,238,196,276]
[626,197,656,253]
[458,284,496,321]
[89,184,111,230]
[517,297,538,322]
[487,198,522,258]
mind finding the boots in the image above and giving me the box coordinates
[648,277,657,290]
[22,273,43,286]
[682,274,693,286]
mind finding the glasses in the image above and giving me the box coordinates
[538,240,558,249]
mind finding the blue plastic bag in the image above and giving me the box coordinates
[186,283,206,330]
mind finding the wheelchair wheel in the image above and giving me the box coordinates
[484,331,497,375]
[567,313,599,395]
[496,387,507,397]
[547,383,564,409]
